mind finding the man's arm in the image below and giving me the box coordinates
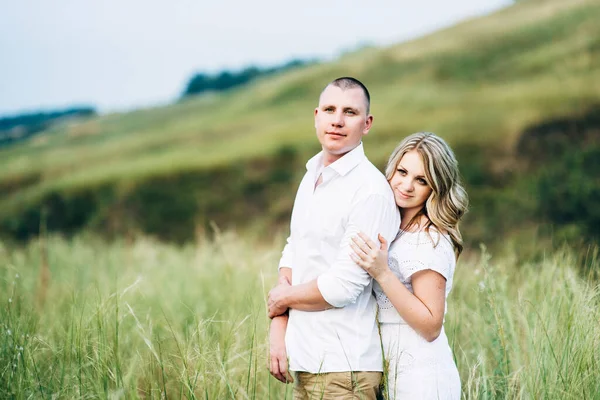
[269,173,309,383]
[269,267,294,383]
[268,279,332,318]
[316,193,399,307]
[268,193,400,317]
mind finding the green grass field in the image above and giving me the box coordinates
[1,232,598,399]
[1,0,599,398]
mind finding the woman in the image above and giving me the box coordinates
[349,132,468,399]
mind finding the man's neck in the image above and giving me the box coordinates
[321,144,360,167]
[322,153,343,167]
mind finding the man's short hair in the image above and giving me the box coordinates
[326,77,371,114]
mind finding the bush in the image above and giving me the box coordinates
[537,146,600,238]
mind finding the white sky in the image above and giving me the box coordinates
[0,0,511,116]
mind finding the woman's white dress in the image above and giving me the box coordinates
[374,229,461,399]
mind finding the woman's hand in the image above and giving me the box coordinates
[350,232,391,281]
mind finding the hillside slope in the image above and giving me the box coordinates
[1,0,599,243]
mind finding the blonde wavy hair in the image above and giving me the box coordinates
[385,132,469,257]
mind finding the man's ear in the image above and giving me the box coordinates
[363,115,374,135]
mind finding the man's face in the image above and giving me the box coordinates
[314,85,373,164]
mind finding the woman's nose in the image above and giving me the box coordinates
[401,180,414,192]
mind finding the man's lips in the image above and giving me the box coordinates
[326,132,346,137]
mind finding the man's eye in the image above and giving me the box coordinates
[324,107,334,112]
[345,110,355,115]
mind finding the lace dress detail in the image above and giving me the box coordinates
[375,229,461,399]
[375,256,398,311]
[374,229,455,323]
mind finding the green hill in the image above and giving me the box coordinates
[1,0,599,245]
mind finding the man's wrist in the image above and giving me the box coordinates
[275,309,289,317]
[278,275,291,285]
[272,311,289,322]
[280,286,293,310]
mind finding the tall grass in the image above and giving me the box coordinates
[451,246,600,399]
[1,233,598,399]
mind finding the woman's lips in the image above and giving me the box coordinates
[396,190,412,199]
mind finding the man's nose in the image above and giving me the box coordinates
[331,111,344,127]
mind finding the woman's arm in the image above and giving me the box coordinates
[350,233,446,342]
[376,268,446,342]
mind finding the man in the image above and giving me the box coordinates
[267,77,400,399]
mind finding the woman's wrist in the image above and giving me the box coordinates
[375,269,395,286]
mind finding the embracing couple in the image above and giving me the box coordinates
[267,77,468,399]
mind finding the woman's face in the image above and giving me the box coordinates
[389,149,433,212]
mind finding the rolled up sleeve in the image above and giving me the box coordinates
[278,235,294,270]
[317,193,400,307]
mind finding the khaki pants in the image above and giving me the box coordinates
[292,371,382,400]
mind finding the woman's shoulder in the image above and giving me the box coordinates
[391,225,454,259]
[389,227,456,279]
[395,224,448,244]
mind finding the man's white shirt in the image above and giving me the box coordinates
[279,143,400,373]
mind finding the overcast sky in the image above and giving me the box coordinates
[0,0,511,116]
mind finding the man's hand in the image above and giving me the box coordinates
[268,279,291,319]
[269,315,293,383]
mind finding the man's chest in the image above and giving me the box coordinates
[290,175,356,243]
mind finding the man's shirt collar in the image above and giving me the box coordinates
[306,142,366,177]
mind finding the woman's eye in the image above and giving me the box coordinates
[397,169,407,175]
[417,178,428,185]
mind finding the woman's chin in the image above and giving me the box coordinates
[395,198,411,209]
